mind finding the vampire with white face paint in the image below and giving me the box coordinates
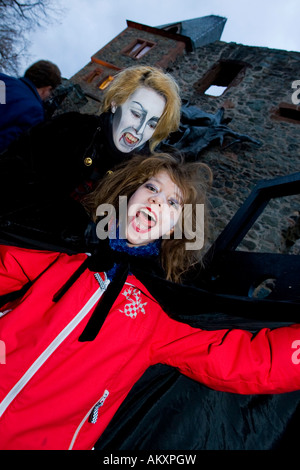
[126,170,183,246]
[111,86,166,153]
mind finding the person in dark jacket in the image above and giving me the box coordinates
[0,60,62,152]
[0,66,181,252]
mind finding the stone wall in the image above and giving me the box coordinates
[167,41,300,253]
[70,25,185,114]
[92,26,186,70]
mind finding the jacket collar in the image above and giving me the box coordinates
[20,77,43,104]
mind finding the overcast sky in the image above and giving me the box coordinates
[22,0,300,79]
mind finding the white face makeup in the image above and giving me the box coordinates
[111,86,166,153]
[126,171,183,246]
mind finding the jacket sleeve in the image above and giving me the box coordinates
[150,310,300,395]
[0,244,61,295]
[1,112,98,193]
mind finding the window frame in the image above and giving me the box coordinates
[271,102,300,125]
[122,39,156,60]
[97,75,115,91]
[194,59,249,97]
[83,68,103,84]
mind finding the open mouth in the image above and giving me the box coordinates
[122,132,139,146]
[134,207,157,232]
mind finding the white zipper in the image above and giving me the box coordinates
[68,389,109,450]
[0,277,110,418]
[89,389,109,424]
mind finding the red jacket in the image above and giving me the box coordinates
[0,244,300,450]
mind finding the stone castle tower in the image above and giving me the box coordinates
[61,16,300,254]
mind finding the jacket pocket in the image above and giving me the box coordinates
[68,389,109,450]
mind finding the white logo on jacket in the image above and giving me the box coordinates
[120,286,147,319]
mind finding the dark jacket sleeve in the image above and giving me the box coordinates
[0,112,100,194]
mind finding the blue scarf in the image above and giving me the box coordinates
[107,223,161,280]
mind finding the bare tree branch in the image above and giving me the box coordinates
[0,0,62,74]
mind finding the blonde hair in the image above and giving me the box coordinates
[101,66,181,151]
[83,153,212,283]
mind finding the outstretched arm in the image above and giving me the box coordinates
[0,245,62,295]
[152,311,300,395]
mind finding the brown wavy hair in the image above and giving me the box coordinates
[83,153,212,283]
[101,66,181,151]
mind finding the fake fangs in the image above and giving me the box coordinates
[123,132,138,145]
